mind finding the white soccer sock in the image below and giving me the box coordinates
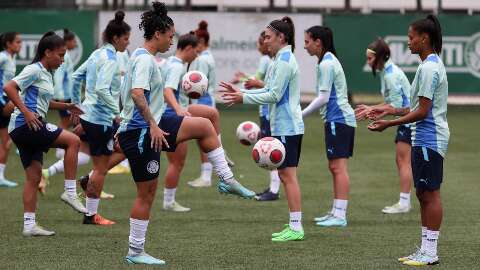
[399,192,411,207]
[289,211,303,231]
[200,162,213,183]
[269,170,280,194]
[120,159,130,168]
[23,212,36,231]
[333,199,348,219]
[0,163,5,179]
[64,179,77,196]
[48,159,64,177]
[55,148,65,159]
[85,197,100,216]
[78,152,91,166]
[421,226,428,252]
[426,230,440,257]
[163,188,176,206]
[128,218,149,256]
[207,147,234,184]
[330,199,337,215]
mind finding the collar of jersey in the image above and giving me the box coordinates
[275,45,292,59]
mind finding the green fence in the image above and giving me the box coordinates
[0,10,97,70]
[324,14,480,94]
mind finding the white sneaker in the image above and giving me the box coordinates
[163,201,191,212]
[187,177,211,188]
[60,192,87,213]
[23,224,55,237]
[382,203,411,214]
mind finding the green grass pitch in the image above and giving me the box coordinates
[0,106,479,269]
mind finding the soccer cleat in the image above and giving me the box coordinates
[125,252,166,265]
[60,192,87,214]
[255,190,279,201]
[0,178,18,188]
[108,164,130,174]
[217,180,255,199]
[187,177,212,188]
[100,190,115,199]
[271,227,304,242]
[316,216,347,227]
[403,253,439,266]
[79,175,89,192]
[256,188,270,196]
[83,214,115,225]
[163,201,191,212]
[271,224,289,238]
[314,213,333,223]
[224,151,235,167]
[382,203,411,214]
[398,246,422,262]
[23,224,55,237]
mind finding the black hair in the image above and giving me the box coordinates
[177,33,198,50]
[104,11,131,44]
[411,14,442,54]
[305,25,336,60]
[0,32,19,51]
[268,16,295,52]
[63,28,75,42]
[32,31,65,63]
[139,1,174,40]
[367,38,390,77]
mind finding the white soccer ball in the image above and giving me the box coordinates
[182,70,208,99]
[252,137,286,170]
[236,121,260,146]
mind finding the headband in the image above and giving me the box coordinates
[366,48,376,55]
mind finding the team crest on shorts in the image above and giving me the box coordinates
[147,160,159,174]
[46,123,58,132]
[107,139,114,151]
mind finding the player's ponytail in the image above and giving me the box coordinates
[63,28,75,42]
[367,38,390,77]
[31,31,65,63]
[306,25,336,59]
[269,16,296,52]
[411,14,442,55]
[194,20,210,45]
[104,10,131,44]
[0,32,19,52]
[140,1,174,40]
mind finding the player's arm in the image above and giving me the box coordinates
[163,66,190,116]
[71,61,88,105]
[95,59,120,115]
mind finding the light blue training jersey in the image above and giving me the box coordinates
[79,43,121,126]
[53,51,74,101]
[410,54,450,157]
[190,49,216,97]
[256,55,272,119]
[317,52,356,127]
[118,47,165,133]
[243,45,304,136]
[0,50,16,105]
[162,55,188,112]
[380,59,411,109]
[9,62,54,132]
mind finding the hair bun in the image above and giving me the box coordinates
[199,20,208,30]
[152,1,168,16]
[114,10,125,23]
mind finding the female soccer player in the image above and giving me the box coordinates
[188,20,235,187]
[78,11,130,225]
[0,32,21,187]
[221,17,305,242]
[368,15,448,266]
[119,2,254,265]
[302,26,356,228]
[355,38,413,214]
[4,32,84,236]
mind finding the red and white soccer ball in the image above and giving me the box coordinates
[236,121,260,146]
[182,71,208,99]
[252,137,285,170]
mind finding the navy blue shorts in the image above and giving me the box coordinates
[395,125,412,144]
[324,122,355,160]
[118,115,184,182]
[259,116,271,138]
[55,99,71,118]
[273,135,302,169]
[9,120,62,168]
[80,119,114,156]
[412,146,444,191]
[0,97,10,129]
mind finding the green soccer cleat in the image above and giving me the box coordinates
[271,224,290,238]
[125,252,166,265]
[217,180,255,199]
[403,252,439,266]
[271,227,304,242]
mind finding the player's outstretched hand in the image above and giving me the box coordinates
[354,104,371,121]
[219,81,243,106]
[368,120,390,132]
[367,104,395,120]
[245,78,264,89]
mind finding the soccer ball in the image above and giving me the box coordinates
[236,121,260,146]
[182,71,208,99]
[252,137,285,170]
